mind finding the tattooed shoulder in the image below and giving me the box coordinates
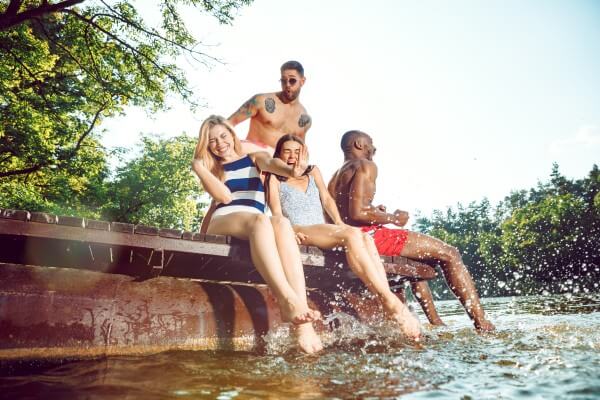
[240,95,259,117]
[298,114,311,128]
[265,97,276,113]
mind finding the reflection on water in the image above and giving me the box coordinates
[1,294,599,399]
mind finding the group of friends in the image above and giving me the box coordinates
[191,61,495,354]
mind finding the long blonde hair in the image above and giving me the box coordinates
[193,115,243,181]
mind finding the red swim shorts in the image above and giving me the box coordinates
[360,225,409,256]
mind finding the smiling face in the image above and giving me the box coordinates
[279,139,303,165]
[279,69,305,102]
[208,124,236,159]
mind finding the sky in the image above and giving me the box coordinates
[102,0,600,225]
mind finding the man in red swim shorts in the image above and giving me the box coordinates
[328,130,495,332]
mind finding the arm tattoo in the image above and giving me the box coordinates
[298,114,311,128]
[241,96,258,117]
[265,97,276,113]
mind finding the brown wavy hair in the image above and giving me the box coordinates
[264,134,313,205]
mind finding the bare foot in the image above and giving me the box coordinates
[382,297,422,340]
[475,319,495,332]
[293,323,323,354]
[430,318,446,327]
[279,299,321,325]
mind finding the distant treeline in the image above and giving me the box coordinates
[2,129,598,298]
[415,164,600,298]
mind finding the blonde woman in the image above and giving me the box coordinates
[191,115,322,353]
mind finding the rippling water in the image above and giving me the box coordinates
[1,294,599,399]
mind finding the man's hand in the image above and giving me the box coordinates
[392,209,409,227]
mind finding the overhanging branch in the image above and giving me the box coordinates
[0,0,84,31]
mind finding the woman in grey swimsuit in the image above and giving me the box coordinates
[266,134,421,340]
[191,116,322,353]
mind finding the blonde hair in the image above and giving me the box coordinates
[193,115,243,180]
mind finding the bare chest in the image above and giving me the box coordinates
[257,102,311,135]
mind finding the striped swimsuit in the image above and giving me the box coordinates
[212,155,266,217]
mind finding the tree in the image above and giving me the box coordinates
[416,164,600,296]
[0,0,251,211]
[415,199,505,298]
[102,134,204,231]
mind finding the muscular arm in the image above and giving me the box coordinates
[227,94,260,126]
[311,167,343,224]
[349,161,406,226]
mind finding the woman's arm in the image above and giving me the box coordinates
[250,151,307,178]
[311,166,344,225]
[191,159,232,204]
[266,175,284,217]
[199,200,216,234]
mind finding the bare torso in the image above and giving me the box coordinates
[328,159,377,226]
[230,92,312,148]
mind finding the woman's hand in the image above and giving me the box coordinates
[295,231,308,244]
[291,144,309,178]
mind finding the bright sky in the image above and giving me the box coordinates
[102,0,600,225]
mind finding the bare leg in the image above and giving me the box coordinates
[270,216,322,353]
[401,232,495,331]
[410,281,445,326]
[297,224,421,339]
[361,233,388,283]
[362,232,444,326]
[207,213,323,354]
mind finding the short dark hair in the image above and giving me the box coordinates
[280,60,304,76]
[340,130,367,151]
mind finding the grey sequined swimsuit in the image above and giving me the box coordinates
[279,175,325,226]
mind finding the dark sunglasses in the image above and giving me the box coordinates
[279,78,298,86]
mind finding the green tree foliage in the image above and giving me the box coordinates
[102,134,204,231]
[415,199,505,297]
[416,164,600,297]
[0,0,251,212]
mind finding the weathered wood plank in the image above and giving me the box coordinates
[30,212,57,224]
[0,209,30,221]
[56,215,85,228]
[135,225,159,236]
[85,219,110,231]
[159,228,183,239]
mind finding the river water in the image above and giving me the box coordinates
[1,293,599,399]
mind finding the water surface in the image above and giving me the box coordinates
[1,294,599,399]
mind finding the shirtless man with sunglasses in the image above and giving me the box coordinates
[227,60,312,155]
[201,61,312,233]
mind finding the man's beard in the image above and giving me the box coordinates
[283,88,300,102]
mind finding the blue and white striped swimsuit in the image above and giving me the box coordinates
[212,155,266,217]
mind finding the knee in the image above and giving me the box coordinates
[342,227,363,245]
[440,245,462,264]
[251,213,271,230]
[270,215,293,231]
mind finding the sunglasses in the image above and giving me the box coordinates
[279,78,298,86]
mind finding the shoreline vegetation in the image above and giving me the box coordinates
[2,2,598,299]
[415,163,600,299]
[1,132,598,298]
